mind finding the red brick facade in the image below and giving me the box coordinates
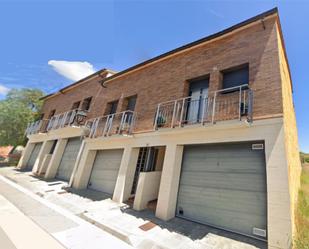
[41,15,284,132]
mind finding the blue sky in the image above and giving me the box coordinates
[0,0,309,151]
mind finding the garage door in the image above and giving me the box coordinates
[56,137,82,181]
[176,142,267,239]
[26,143,43,171]
[88,149,123,195]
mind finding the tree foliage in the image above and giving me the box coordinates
[0,88,44,146]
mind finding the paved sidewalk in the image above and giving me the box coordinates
[0,175,133,249]
[0,226,18,249]
[0,195,65,249]
[0,167,267,249]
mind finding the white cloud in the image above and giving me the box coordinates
[0,84,10,95]
[48,60,96,81]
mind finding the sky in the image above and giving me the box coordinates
[0,0,308,151]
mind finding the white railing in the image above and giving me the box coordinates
[154,85,253,129]
[46,109,82,131]
[85,110,136,138]
[25,119,49,136]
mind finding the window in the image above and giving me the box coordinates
[123,95,137,111]
[105,100,118,115]
[71,101,80,110]
[48,109,56,118]
[81,97,92,111]
[221,64,249,90]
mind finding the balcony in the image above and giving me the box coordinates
[46,109,86,131]
[85,110,136,139]
[154,85,253,130]
[25,119,50,136]
[25,109,87,137]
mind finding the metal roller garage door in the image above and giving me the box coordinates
[56,137,82,181]
[26,143,43,170]
[88,149,123,195]
[176,142,267,239]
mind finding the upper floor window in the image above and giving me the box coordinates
[81,97,92,111]
[48,109,56,119]
[105,100,118,115]
[123,95,137,111]
[221,64,249,91]
[71,101,80,110]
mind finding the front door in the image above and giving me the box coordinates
[187,78,209,123]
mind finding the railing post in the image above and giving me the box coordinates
[88,119,96,138]
[37,120,42,133]
[107,114,114,136]
[239,86,242,121]
[179,98,185,127]
[200,97,207,125]
[243,90,246,115]
[61,111,68,128]
[248,90,253,123]
[119,111,126,134]
[52,115,59,130]
[171,100,177,128]
[212,92,217,124]
[47,118,52,131]
[102,116,109,137]
[154,104,160,130]
[93,118,100,138]
[129,112,135,134]
[69,110,76,126]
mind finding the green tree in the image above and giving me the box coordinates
[0,88,44,146]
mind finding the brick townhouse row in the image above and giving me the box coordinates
[17,8,301,249]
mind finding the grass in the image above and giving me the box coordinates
[295,165,309,249]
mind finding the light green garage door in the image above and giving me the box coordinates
[26,143,43,171]
[56,137,82,181]
[176,142,267,239]
[88,149,124,195]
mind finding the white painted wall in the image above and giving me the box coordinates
[133,171,162,211]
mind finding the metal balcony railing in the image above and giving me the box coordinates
[85,110,136,138]
[46,109,86,131]
[154,85,253,130]
[25,119,49,136]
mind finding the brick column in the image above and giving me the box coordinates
[155,144,184,220]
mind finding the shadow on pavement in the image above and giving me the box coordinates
[65,187,111,202]
[122,207,267,249]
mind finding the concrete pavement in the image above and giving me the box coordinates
[0,167,267,249]
[0,174,133,249]
[0,195,65,249]
[0,226,17,249]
